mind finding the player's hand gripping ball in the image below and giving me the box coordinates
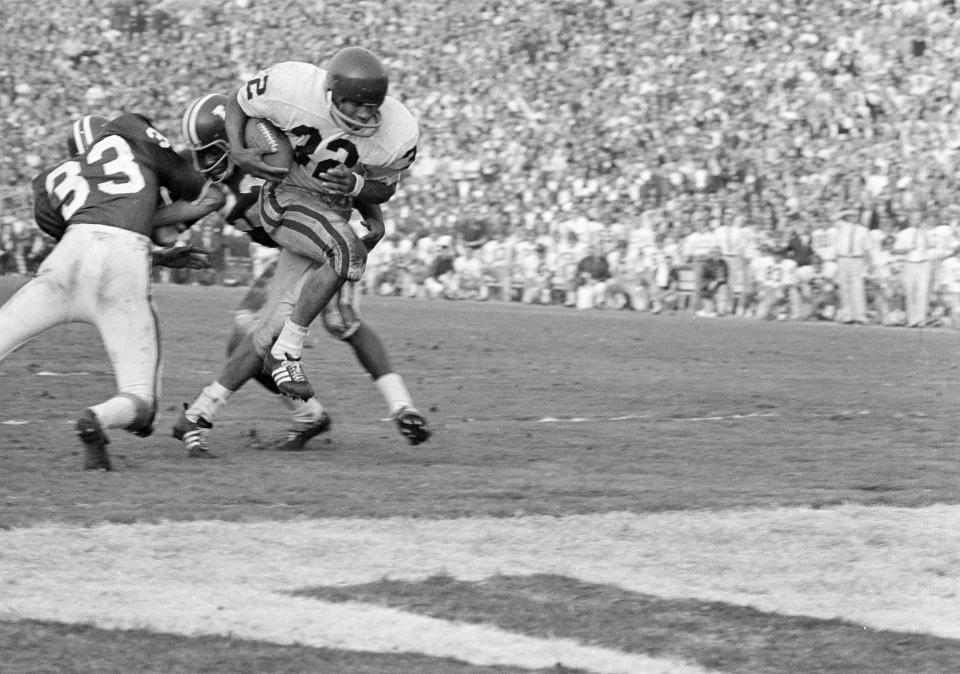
[243,118,294,170]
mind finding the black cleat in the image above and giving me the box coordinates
[263,351,315,401]
[171,404,216,459]
[394,406,432,445]
[77,409,111,471]
[272,411,331,451]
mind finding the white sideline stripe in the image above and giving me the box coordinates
[537,412,778,423]
[0,594,698,674]
[35,371,91,376]
[2,507,960,668]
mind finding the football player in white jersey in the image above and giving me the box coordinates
[173,47,428,447]
[172,90,430,453]
[223,47,419,405]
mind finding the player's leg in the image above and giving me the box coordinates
[173,249,320,455]
[78,228,158,469]
[0,251,108,467]
[323,282,431,445]
[0,276,70,361]
[259,184,367,399]
[0,230,96,361]
[202,249,330,452]
[220,327,330,451]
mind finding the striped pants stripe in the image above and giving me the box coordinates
[259,182,367,282]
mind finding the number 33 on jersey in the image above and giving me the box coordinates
[32,114,207,241]
[237,61,419,193]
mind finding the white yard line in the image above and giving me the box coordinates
[2,506,960,668]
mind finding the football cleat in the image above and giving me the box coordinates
[272,411,331,451]
[263,352,315,401]
[393,406,432,445]
[171,404,215,459]
[77,409,111,471]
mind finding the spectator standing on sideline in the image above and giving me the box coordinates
[575,243,611,309]
[650,253,680,314]
[423,236,456,299]
[450,243,486,300]
[697,246,729,317]
[833,207,871,324]
[937,246,960,328]
[929,209,958,296]
[748,244,780,320]
[869,235,905,326]
[895,206,935,327]
[519,242,553,305]
[714,212,748,316]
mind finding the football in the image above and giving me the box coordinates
[243,117,294,169]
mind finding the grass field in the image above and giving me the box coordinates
[1,275,960,673]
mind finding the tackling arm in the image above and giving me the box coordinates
[151,182,227,246]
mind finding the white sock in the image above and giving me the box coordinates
[280,394,325,424]
[186,381,233,423]
[90,396,138,430]
[271,319,309,360]
[375,373,413,416]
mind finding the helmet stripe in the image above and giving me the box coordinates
[183,98,199,146]
[72,119,85,154]
[81,115,96,148]
[184,94,215,147]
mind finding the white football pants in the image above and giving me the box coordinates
[0,224,160,423]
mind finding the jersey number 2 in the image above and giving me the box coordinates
[47,136,146,219]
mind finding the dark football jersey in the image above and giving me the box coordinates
[36,114,206,238]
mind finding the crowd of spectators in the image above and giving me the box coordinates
[3,0,960,327]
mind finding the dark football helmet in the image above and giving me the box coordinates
[325,47,388,137]
[66,114,109,156]
[181,93,233,182]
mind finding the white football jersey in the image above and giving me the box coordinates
[237,61,419,193]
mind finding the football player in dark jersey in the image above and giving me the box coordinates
[171,93,431,455]
[41,114,214,271]
[0,113,226,470]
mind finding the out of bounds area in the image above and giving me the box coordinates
[1,277,959,673]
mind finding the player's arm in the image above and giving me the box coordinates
[225,88,288,182]
[153,181,226,227]
[317,128,418,202]
[151,182,227,246]
[316,164,397,203]
[355,199,385,251]
[152,244,212,270]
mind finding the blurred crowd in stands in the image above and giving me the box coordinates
[3,0,960,326]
